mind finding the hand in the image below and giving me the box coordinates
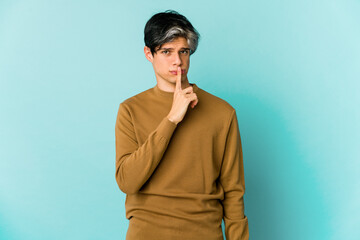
[167,66,198,125]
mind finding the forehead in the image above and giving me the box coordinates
[160,37,189,49]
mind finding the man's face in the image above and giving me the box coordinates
[144,37,190,86]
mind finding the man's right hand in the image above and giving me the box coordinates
[167,66,198,125]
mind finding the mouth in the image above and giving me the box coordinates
[170,69,186,75]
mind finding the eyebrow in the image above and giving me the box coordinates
[159,47,190,51]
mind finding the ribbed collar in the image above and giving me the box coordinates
[153,83,199,98]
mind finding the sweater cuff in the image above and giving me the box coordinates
[156,117,177,142]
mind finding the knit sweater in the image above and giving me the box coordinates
[115,83,249,240]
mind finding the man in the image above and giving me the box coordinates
[115,10,249,240]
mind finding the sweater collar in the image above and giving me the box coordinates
[153,83,199,98]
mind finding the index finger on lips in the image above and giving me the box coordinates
[175,66,182,91]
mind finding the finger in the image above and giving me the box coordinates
[187,94,198,106]
[181,86,193,94]
[175,66,182,91]
[191,97,199,108]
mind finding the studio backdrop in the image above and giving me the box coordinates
[0,0,359,239]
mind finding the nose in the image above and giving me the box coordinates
[173,52,182,66]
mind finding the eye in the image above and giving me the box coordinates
[180,50,189,54]
[162,50,169,54]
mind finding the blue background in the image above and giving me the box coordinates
[1,0,359,239]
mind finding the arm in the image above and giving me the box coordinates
[219,109,249,240]
[115,102,177,194]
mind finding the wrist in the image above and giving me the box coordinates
[167,115,178,125]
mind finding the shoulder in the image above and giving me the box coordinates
[116,87,155,119]
[121,87,154,107]
[195,86,238,133]
[197,87,236,115]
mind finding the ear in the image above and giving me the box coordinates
[144,46,154,63]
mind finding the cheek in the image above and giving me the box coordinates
[157,65,167,74]
[182,57,190,65]
[160,61,170,70]
[154,61,166,71]
[155,62,169,75]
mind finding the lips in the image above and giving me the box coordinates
[170,70,186,75]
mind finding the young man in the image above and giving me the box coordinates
[115,10,249,240]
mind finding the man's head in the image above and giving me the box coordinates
[143,10,200,89]
[144,10,200,56]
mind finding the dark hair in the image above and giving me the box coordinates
[144,10,200,56]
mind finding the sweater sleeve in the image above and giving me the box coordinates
[115,102,177,194]
[219,109,249,240]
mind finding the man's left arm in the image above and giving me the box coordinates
[219,109,249,240]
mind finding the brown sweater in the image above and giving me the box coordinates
[115,83,249,240]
